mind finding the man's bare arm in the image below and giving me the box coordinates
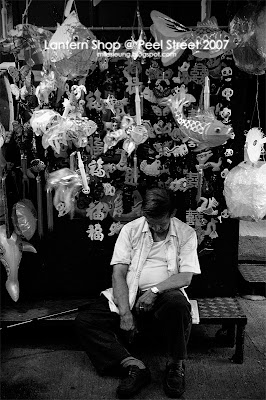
[156,272,193,293]
[112,264,136,332]
[112,263,130,315]
[135,272,193,311]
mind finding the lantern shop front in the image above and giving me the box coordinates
[0,0,265,320]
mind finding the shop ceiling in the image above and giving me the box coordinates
[11,0,250,36]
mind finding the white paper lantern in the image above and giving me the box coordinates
[224,161,266,221]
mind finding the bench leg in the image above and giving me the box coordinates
[226,324,236,347]
[215,323,236,347]
[231,322,246,364]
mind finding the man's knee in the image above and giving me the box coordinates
[163,290,190,308]
[155,290,191,320]
[75,311,90,331]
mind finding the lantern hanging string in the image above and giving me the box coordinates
[63,0,78,20]
[22,0,33,24]
[249,76,265,161]
[250,76,260,129]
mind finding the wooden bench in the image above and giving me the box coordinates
[195,297,247,364]
[1,296,247,363]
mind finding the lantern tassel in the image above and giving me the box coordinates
[133,151,138,185]
[46,189,54,232]
[21,153,29,199]
[135,69,142,126]
[36,174,44,238]
[196,168,204,203]
[204,76,210,111]
[69,151,76,171]
[77,151,90,194]
[1,173,11,238]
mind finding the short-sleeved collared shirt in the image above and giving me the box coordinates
[101,216,201,313]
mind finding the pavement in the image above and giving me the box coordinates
[1,296,265,400]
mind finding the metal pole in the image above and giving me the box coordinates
[0,307,80,330]
[42,25,228,32]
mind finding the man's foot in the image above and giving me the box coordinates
[116,365,151,399]
[163,362,185,398]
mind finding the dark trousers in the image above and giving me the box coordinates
[75,289,192,375]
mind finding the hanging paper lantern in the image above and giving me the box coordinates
[224,161,266,221]
[12,200,37,241]
[230,3,266,75]
[46,168,82,217]
[0,225,37,302]
[44,11,98,82]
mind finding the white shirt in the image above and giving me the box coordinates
[101,216,201,314]
[138,240,169,290]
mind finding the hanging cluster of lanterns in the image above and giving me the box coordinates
[0,3,265,303]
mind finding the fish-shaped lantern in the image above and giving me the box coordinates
[0,225,37,302]
[1,179,37,302]
[164,88,234,152]
[44,11,97,83]
[150,10,239,66]
[229,2,266,75]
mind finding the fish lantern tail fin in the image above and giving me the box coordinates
[6,280,20,302]
[159,89,196,116]
[169,92,196,113]
[22,242,37,253]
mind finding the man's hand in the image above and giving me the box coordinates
[120,311,138,344]
[135,290,157,313]
[120,310,135,331]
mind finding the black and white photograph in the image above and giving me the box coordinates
[0,0,265,399]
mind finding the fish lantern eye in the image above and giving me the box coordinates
[224,34,229,40]
[73,35,79,42]
[215,127,221,133]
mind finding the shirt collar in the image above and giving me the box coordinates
[142,217,177,237]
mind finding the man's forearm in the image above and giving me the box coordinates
[156,272,193,293]
[112,265,131,315]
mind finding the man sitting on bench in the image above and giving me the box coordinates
[75,188,201,399]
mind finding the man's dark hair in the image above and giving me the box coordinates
[142,188,176,219]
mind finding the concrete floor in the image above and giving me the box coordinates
[1,297,265,400]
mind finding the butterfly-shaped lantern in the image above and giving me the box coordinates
[8,65,33,101]
[0,24,53,66]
